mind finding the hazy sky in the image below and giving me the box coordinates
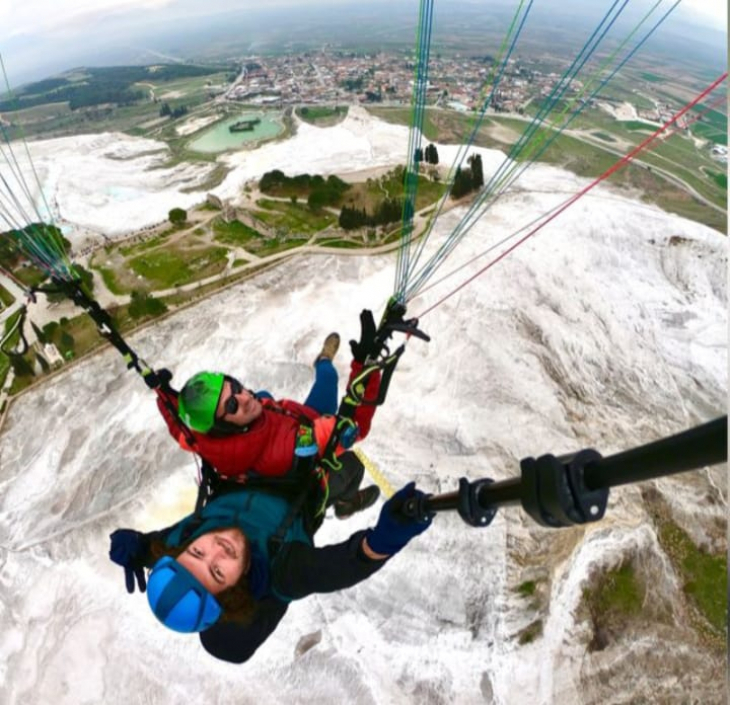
[0,0,725,85]
[1,0,726,42]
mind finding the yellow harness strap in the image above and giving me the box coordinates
[353,448,395,499]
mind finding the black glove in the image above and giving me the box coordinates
[109,529,149,593]
[143,367,173,391]
[365,482,434,556]
[349,309,379,363]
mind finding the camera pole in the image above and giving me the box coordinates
[403,416,727,528]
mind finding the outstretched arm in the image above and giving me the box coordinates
[270,483,432,600]
[270,530,385,600]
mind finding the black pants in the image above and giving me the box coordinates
[326,450,365,504]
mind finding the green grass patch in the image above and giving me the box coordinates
[585,563,643,617]
[213,218,264,246]
[517,619,543,645]
[0,283,15,308]
[592,131,617,143]
[528,131,618,177]
[654,195,727,233]
[11,265,47,288]
[41,313,102,357]
[316,239,362,249]
[582,561,643,652]
[129,245,228,288]
[95,267,126,296]
[706,170,728,189]
[368,106,439,141]
[296,105,348,125]
[657,521,727,636]
[516,580,537,598]
[692,103,728,133]
[640,72,664,83]
[119,233,172,257]
[621,120,658,132]
[3,310,33,393]
[2,309,23,351]
[693,122,728,146]
[339,167,445,215]
[254,199,336,234]
[0,352,10,390]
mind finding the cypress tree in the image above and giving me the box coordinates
[469,154,484,189]
[31,321,45,344]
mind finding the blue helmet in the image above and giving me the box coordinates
[146,556,222,633]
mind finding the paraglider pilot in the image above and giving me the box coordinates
[151,311,387,518]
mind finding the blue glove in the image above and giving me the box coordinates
[109,529,149,594]
[366,482,434,556]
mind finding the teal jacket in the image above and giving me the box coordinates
[155,486,383,603]
[162,488,310,602]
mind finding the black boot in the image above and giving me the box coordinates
[334,485,380,519]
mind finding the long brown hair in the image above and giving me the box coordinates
[148,533,258,625]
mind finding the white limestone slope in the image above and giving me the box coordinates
[0,108,726,704]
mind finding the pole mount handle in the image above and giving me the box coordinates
[458,477,498,527]
[520,448,607,528]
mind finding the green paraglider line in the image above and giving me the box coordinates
[417,91,728,302]
[474,0,683,222]
[0,54,74,282]
[396,0,435,300]
[398,0,630,299]
[411,71,728,319]
[401,0,686,302]
[399,0,534,299]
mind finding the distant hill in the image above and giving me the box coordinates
[0,64,233,113]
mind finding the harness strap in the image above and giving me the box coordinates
[266,482,315,557]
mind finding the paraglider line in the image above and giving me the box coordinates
[414,72,728,319]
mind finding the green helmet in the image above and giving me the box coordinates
[178,372,225,433]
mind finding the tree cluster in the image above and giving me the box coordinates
[414,144,439,165]
[128,290,168,320]
[45,264,95,304]
[340,77,365,92]
[69,87,145,111]
[339,198,402,230]
[160,103,189,119]
[38,317,76,361]
[0,64,228,113]
[0,223,77,284]
[425,143,439,165]
[260,170,350,210]
[451,154,485,199]
[168,207,188,225]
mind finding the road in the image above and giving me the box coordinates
[480,110,726,216]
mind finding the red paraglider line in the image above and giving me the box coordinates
[415,72,728,319]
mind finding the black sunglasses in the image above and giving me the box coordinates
[220,377,244,418]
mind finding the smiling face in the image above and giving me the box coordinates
[215,377,263,428]
[176,528,249,595]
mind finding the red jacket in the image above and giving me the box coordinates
[157,361,380,479]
